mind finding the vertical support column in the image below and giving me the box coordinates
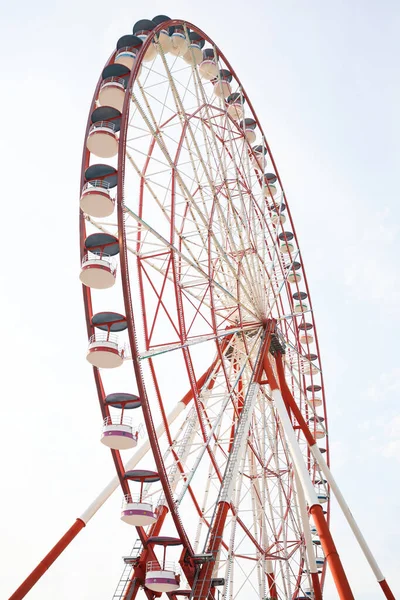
[266,571,278,600]
[193,330,272,600]
[192,382,262,600]
[263,352,355,600]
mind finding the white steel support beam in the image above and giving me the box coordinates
[310,444,385,582]
[80,401,185,524]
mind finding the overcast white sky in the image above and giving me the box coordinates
[1,1,399,599]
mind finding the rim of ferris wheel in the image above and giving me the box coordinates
[9,14,397,600]
[124,469,160,483]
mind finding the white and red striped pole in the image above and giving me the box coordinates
[263,351,355,600]
[274,351,396,600]
[8,360,219,600]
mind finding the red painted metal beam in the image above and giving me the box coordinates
[266,572,278,599]
[191,501,230,600]
[311,571,323,600]
[9,519,85,600]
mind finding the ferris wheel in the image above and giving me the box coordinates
[10,15,396,600]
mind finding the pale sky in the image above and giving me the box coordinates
[1,1,399,599]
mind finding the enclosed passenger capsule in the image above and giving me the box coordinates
[226,92,245,120]
[239,118,257,143]
[133,19,157,62]
[98,64,130,112]
[169,25,189,56]
[101,393,142,450]
[152,15,173,54]
[121,470,160,526]
[86,312,127,369]
[145,537,182,593]
[80,233,119,289]
[86,107,121,159]
[199,48,219,79]
[213,69,233,98]
[183,32,205,65]
[115,34,143,73]
[80,164,117,218]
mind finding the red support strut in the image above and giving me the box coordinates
[266,572,278,599]
[9,519,85,600]
[311,572,323,600]
[192,501,231,600]
[379,579,396,600]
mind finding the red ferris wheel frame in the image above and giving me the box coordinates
[9,18,396,600]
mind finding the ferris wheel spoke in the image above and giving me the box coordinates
[122,203,261,327]
[138,325,258,359]
[145,51,264,312]
[174,329,264,506]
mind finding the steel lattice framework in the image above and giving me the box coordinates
[9,16,395,600]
